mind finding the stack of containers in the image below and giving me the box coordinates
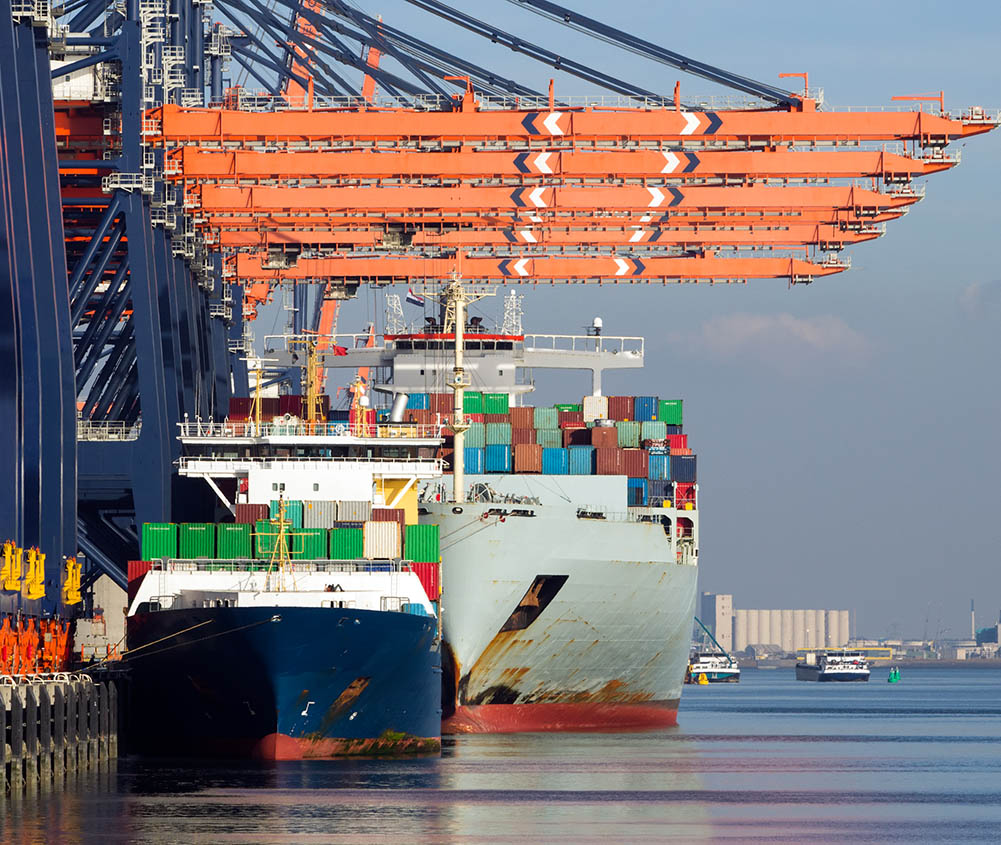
[372,507,407,536]
[405,524,441,602]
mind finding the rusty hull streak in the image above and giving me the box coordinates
[304,676,370,741]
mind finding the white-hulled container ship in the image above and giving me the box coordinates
[325,290,699,733]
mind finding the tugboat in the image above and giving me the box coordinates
[795,649,871,682]
[685,616,740,683]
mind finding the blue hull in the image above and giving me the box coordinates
[127,605,441,758]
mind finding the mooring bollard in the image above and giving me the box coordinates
[53,682,66,779]
[9,685,24,790]
[65,680,78,777]
[38,685,52,783]
[77,681,90,770]
[24,685,39,789]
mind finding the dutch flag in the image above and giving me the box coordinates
[406,287,425,307]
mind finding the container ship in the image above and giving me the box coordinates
[125,394,447,759]
[324,290,700,733]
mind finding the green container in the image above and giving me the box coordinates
[640,420,667,441]
[658,399,683,425]
[462,391,483,414]
[141,522,177,560]
[533,407,558,429]
[329,527,364,560]
[255,519,279,558]
[270,499,303,528]
[216,523,252,559]
[485,422,512,445]
[405,524,440,563]
[483,393,509,414]
[616,420,642,448]
[179,523,215,558]
[555,403,581,412]
[536,428,562,448]
[465,422,486,448]
[293,527,328,560]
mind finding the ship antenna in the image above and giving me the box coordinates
[385,293,406,334]
[500,289,524,336]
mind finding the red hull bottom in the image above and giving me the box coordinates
[442,700,680,734]
[251,733,441,761]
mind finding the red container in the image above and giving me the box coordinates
[595,447,624,475]
[127,560,152,604]
[484,413,508,423]
[563,427,590,447]
[622,448,649,479]
[465,413,485,424]
[279,394,303,417]
[410,561,440,600]
[431,393,453,414]
[228,397,251,420]
[666,434,688,450]
[262,397,280,419]
[590,426,618,448]
[607,396,634,420]
[558,410,585,427]
[372,507,406,533]
[675,482,696,506]
[235,503,270,525]
[514,443,543,473]
[509,407,534,429]
[511,427,536,446]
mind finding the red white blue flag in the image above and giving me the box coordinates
[406,287,425,307]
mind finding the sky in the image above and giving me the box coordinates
[269,1,1001,639]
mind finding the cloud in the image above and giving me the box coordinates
[676,312,871,374]
[959,281,1001,317]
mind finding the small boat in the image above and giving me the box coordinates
[887,666,901,683]
[686,652,740,683]
[795,649,870,682]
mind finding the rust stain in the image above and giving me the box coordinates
[306,676,370,739]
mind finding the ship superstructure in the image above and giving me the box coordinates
[796,649,871,682]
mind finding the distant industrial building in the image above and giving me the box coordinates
[701,593,852,654]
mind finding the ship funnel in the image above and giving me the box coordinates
[390,392,408,422]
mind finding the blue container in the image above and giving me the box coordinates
[634,396,659,421]
[648,453,671,480]
[464,447,485,474]
[664,424,682,435]
[486,422,512,445]
[541,447,569,475]
[376,409,390,422]
[485,444,512,473]
[568,446,595,475]
[670,454,697,483]
[627,478,648,507]
[328,409,350,422]
[649,479,672,499]
[407,392,429,410]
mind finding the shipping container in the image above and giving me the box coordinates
[179,523,215,558]
[558,410,584,427]
[407,392,429,410]
[483,413,508,423]
[485,443,512,473]
[590,426,619,449]
[484,393,509,414]
[410,560,441,600]
[371,507,406,533]
[292,528,328,560]
[649,479,672,500]
[228,396,252,420]
[542,447,569,475]
[536,428,562,449]
[328,409,350,422]
[533,406,558,429]
[555,403,581,412]
[666,433,688,450]
[430,393,453,414]
[670,454,697,483]
[270,499,303,528]
[595,447,624,475]
[234,503,269,526]
[627,478,648,507]
[514,443,543,473]
[465,413,485,424]
[511,426,536,446]
[640,420,667,441]
[404,524,440,563]
[302,500,338,528]
[634,396,659,421]
[616,420,642,448]
[509,406,534,429]
[568,445,595,475]
[279,394,303,417]
[622,449,649,479]
[675,482,696,507]
[562,426,590,447]
[262,397,280,419]
[608,396,634,420]
[338,500,372,523]
[485,422,512,445]
[648,453,671,481]
[462,391,483,414]
[658,399,683,425]
[217,523,252,559]
[464,447,485,473]
[664,424,682,435]
[465,422,486,448]
[141,523,177,560]
[255,519,278,558]
[582,394,609,422]
[363,520,400,559]
[329,527,364,560]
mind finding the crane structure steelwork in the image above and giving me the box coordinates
[1,0,997,587]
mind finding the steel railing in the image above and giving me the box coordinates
[523,333,643,356]
[77,420,142,441]
[178,420,446,440]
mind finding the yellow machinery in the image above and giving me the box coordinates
[1,540,23,591]
[22,547,45,600]
[62,556,82,605]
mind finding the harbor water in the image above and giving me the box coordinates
[5,666,1001,842]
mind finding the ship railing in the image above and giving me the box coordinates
[522,334,643,357]
[178,420,445,440]
[151,558,416,574]
[178,456,445,475]
[76,419,142,441]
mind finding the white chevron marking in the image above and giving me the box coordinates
[543,112,564,135]
[529,186,547,207]
[519,229,537,243]
[614,257,630,276]
[514,258,530,276]
[661,151,680,173]
[647,186,665,208]
[640,214,653,222]
[680,112,700,135]
[629,229,644,243]
[528,214,542,223]
[534,152,553,174]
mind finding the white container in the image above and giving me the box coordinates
[363,520,400,559]
[339,500,372,523]
[583,395,609,423]
[303,500,338,528]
